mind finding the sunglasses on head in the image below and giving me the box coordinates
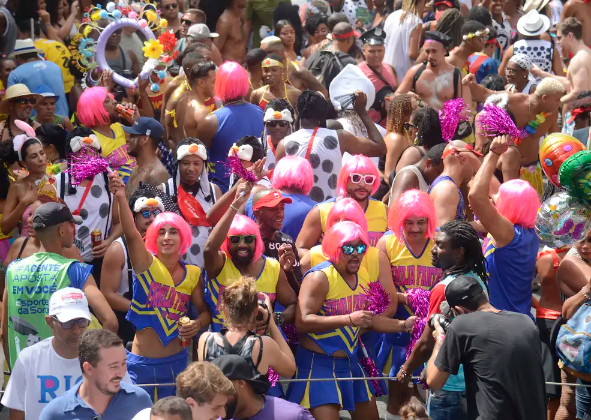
[404,122,417,131]
[13,98,36,105]
[164,3,178,9]
[52,316,91,329]
[181,19,195,25]
[228,235,256,244]
[141,209,162,219]
[267,120,290,128]
[341,244,367,255]
[350,173,376,185]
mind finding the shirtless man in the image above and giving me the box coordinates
[183,61,217,138]
[562,0,591,47]
[397,31,468,110]
[446,21,488,74]
[215,0,247,63]
[250,54,301,109]
[261,36,329,99]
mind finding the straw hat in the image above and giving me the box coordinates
[517,10,551,37]
[0,84,42,114]
[523,0,551,14]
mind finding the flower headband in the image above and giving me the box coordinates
[70,134,101,153]
[263,108,293,123]
[261,57,284,68]
[13,120,42,162]
[133,196,165,213]
[177,143,207,161]
[462,27,490,41]
[228,144,254,161]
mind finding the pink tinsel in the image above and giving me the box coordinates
[405,288,431,358]
[439,98,469,142]
[359,339,385,397]
[66,147,111,186]
[361,281,390,315]
[283,324,299,345]
[267,367,280,387]
[477,103,525,144]
[225,155,258,183]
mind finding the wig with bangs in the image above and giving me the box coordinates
[336,155,380,196]
[389,189,437,241]
[145,212,193,256]
[221,214,265,262]
[271,156,314,195]
[322,221,370,264]
[326,197,368,232]
[77,87,113,128]
[495,179,540,228]
[215,61,250,103]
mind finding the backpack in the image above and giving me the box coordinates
[556,301,591,381]
[305,50,353,90]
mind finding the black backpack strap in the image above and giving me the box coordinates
[202,332,212,361]
[412,63,427,93]
[453,67,461,99]
[59,172,66,200]
[253,335,264,369]
[103,172,112,239]
[16,237,30,260]
[121,236,133,296]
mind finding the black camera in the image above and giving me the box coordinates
[255,299,268,322]
[428,314,451,333]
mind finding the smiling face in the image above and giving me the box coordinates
[505,61,527,84]
[134,207,159,236]
[11,96,37,120]
[227,234,256,265]
[363,44,385,68]
[314,23,328,42]
[256,202,285,232]
[157,223,182,256]
[87,345,127,395]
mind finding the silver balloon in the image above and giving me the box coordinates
[535,192,591,248]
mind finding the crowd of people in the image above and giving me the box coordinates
[1,0,591,419]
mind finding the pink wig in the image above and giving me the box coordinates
[336,155,380,196]
[271,156,314,195]
[215,61,249,103]
[389,189,437,241]
[145,212,193,256]
[77,87,114,128]
[322,221,370,264]
[496,179,540,228]
[326,197,368,233]
[221,214,265,262]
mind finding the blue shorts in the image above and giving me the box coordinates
[126,349,188,402]
[376,331,423,382]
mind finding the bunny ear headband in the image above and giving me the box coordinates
[13,120,42,162]
[228,144,254,161]
[263,108,293,123]
[70,134,101,154]
[133,196,165,213]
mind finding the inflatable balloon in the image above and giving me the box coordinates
[535,192,591,248]
[559,150,591,205]
[539,133,586,187]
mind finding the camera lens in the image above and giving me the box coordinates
[428,314,451,333]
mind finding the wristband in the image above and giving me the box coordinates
[349,314,357,327]
[229,204,239,212]
[582,286,591,301]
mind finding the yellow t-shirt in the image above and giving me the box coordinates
[92,123,136,182]
[35,39,74,93]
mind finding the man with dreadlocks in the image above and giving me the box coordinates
[396,220,488,420]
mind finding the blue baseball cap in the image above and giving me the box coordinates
[122,117,164,140]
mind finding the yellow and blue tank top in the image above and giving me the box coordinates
[306,261,371,358]
[127,257,201,346]
[309,244,380,282]
[385,234,442,318]
[204,254,281,331]
[318,198,387,246]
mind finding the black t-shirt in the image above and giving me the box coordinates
[435,311,546,420]
[262,231,302,282]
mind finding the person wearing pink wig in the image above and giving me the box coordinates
[468,134,540,315]
[203,181,297,333]
[296,154,388,254]
[108,172,211,401]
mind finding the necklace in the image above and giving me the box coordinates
[525,98,550,135]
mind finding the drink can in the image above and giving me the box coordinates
[178,316,191,348]
[91,229,102,248]
[116,104,135,119]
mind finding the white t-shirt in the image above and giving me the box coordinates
[132,407,151,420]
[384,9,423,81]
[1,337,131,420]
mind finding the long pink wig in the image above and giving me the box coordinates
[322,221,370,264]
[215,61,249,103]
[496,179,540,228]
[221,214,265,262]
[145,212,193,256]
[271,156,314,195]
[336,155,380,196]
[389,189,436,241]
[326,197,368,232]
[77,87,114,128]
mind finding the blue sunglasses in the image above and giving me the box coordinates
[141,209,162,219]
[341,244,367,255]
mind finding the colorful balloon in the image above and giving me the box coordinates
[112,9,122,19]
[535,192,591,248]
[129,11,138,19]
[559,150,591,205]
[539,133,586,187]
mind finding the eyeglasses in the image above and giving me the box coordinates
[267,120,290,128]
[52,316,91,329]
[350,173,376,185]
[13,98,36,105]
[163,3,178,9]
[141,209,162,219]
[181,19,195,25]
[341,244,367,255]
[228,235,256,244]
[404,122,417,131]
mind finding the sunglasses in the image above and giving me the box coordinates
[228,235,256,244]
[13,98,36,105]
[141,209,162,219]
[404,122,417,131]
[267,120,290,128]
[52,316,91,329]
[342,244,367,255]
[181,19,195,25]
[163,3,178,9]
[441,145,483,159]
[350,173,376,185]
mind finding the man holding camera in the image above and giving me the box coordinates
[426,275,547,420]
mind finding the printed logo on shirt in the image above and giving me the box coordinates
[38,374,82,403]
[391,265,442,289]
[147,281,191,321]
[323,294,366,316]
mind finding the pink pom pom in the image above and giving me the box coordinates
[439,99,470,142]
[225,154,258,183]
[267,367,280,388]
[358,339,385,397]
[405,288,431,358]
[477,103,525,144]
[361,281,390,315]
[66,147,111,185]
[283,324,299,345]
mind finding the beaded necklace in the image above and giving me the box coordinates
[524,98,550,136]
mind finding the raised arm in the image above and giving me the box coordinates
[497,44,513,78]
[339,92,386,157]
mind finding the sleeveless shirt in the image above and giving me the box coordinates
[514,39,553,73]
[428,175,466,221]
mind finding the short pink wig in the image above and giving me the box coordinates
[215,61,249,103]
[77,87,113,128]
[326,197,368,233]
[336,155,380,196]
[322,221,370,264]
[389,189,436,241]
[272,156,314,195]
[145,212,192,256]
[496,179,540,228]
[221,214,265,262]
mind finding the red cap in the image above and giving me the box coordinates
[252,191,293,210]
[332,29,361,40]
[434,0,453,7]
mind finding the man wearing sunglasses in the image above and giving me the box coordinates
[0,83,41,141]
[160,0,182,39]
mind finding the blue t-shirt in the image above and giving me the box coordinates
[484,225,538,315]
[39,381,152,420]
[8,60,68,117]
[245,192,316,240]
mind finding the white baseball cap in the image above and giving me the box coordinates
[49,287,92,323]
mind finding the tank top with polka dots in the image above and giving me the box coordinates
[282,128,342,203]
[513,39,553,73]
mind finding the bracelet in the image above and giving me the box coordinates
[229,204,239,212]
[490,149,501,156]
[398,367,410,378]
[582,286,591,301]
[349,314,357,327]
